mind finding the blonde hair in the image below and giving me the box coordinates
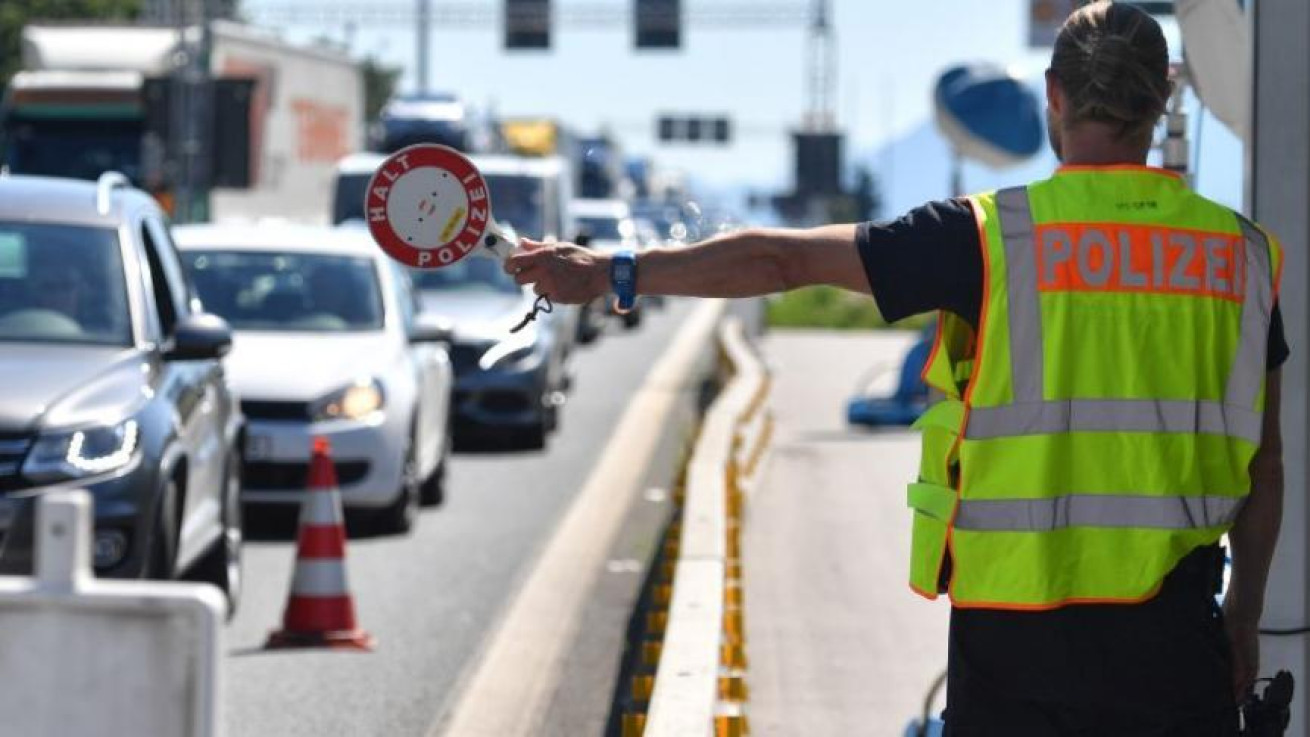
[1050,1,1171,143]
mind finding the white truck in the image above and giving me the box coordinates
[1,22,363,224]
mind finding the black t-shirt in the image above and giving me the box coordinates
[856,198,1289,369]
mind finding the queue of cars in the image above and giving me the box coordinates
[0,149,693,614]
[330,150,655,449]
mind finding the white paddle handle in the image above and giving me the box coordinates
[481,221,519,261]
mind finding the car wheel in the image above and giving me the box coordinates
[420,427,450,508]
[378,438,420,533]
[518,418,548,451]
[576,301,603,344]
[544,402,559,434]
[145,477,180,580]
[192,452,243,619]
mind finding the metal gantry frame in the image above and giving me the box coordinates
[250,2,814,26]
[247,0,835,130]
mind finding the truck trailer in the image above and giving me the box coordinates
[2,22,363,224]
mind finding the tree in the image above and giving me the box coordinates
[361,56,401,124]
[0,0,143,88]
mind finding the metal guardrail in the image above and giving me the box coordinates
[620,316,772,737]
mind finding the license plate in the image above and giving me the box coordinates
[245,433,273,461]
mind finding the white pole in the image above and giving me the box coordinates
[1250,0,1310,734]
[417,0,431,95]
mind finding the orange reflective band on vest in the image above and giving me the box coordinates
[1037,223,1246,302]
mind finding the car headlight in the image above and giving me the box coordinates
[23,419,140,482]
[313,380,385,422]
[478,332,539,371]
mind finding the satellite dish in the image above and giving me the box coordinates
[933,64,1044,169]
[1177,0,1250,142]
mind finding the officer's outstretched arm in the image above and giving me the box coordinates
[505,226,867,304]
[1224,369,1284,698]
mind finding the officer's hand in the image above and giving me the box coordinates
[1223,605,1260,701]
[505,238,610,305]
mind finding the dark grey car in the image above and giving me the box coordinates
[414,254,568,450]
[0,173,242,613]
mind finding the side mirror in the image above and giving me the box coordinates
[411,313,455,345]
[166,313,233,361]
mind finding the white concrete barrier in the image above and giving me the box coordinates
[0,491,224,737]
[644,317,769,737]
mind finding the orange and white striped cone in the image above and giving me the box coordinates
[265,436,374,651]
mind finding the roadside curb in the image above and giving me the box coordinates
[617,317,772,737]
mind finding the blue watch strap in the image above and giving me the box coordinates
[610,250,637,311]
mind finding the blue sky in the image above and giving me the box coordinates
[244,0,1245,217]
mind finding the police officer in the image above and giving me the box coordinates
[507,3,1286,733]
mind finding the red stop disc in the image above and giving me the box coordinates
[364,144,492,269]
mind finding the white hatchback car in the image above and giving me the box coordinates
[175,223,453,534]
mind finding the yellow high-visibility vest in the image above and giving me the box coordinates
[907,166,1282,609]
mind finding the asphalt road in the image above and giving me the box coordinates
[223,300,695,737]
[745,329,951,735]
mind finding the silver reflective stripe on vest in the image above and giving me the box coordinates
[966,187,1273,445]
[953,493,1246,532]
[1227,216,1275,410]
[995,186,1044,403]
[966,399,1263,444]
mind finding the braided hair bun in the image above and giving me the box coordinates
[1051,1,1172,143]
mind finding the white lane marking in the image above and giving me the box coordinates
[431,299,726,737]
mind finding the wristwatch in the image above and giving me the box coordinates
[610,250,638,313]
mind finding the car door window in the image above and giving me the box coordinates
[392,263,417,335]
[146,218,194,316]
[139,217,190,336]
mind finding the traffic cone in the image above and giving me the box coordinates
[266,436,374,651]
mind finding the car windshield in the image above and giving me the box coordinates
[0,222,132,345]
[484,174,544,240]
[411,255,521,295]
[332,172,370,224]
[577,215,631,242]
[183,251,384,332]
[334,170,549,240]
[3,118,144,183]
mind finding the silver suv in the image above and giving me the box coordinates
[0,172,243,614]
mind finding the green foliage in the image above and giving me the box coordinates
[361,56,401,123]
[766,286,932,331]
[0,0,143,88]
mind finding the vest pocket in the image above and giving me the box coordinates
[909,400,965,596]
[908,482,956,522]
[907,481,956,595]
[912,400,964,485]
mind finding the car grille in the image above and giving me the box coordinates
[482,391,532,413]
[241,400,311,422]
[0,435,33,493]
[243,460,370,491]
[449,342,491,376]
